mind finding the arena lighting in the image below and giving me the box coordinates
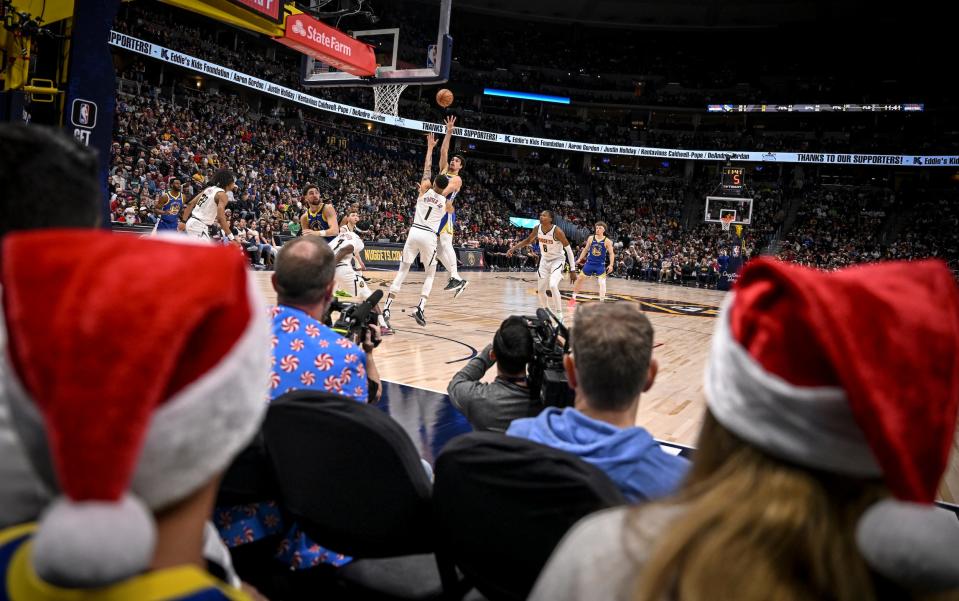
[707,103,925,113]
[509,216,540,229]
[107,31,959,167]
[484,88,570,104]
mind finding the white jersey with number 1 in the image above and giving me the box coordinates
[413,189,447,233]
[330,229,364,267]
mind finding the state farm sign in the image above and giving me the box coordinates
[276,14,376,77]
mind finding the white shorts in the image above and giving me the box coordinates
[185,217,211,239]
[402,227,438,266]
[439,231,454,248]
[334,264,368,298]
[538,256,566,288]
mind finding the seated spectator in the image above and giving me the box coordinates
[507,303,689,502]
[216,236,382,577]
[0,230,270,599]
[531,258,959,601]
[447,316,536,432]
[0,124,102,528]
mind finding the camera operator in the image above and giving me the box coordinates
[447,316,536,432]
[271,236,381,403]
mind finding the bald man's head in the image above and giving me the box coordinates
[273,237,335,307]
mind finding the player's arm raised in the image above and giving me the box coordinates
[506,229,538,257]
[606,238,616,274]
[419,133,438,195]
[439,116,455,174]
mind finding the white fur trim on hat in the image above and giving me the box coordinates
[705,294,882,477]
[4,277,271,512]
[133,276,271,509]
[856,499,959,590]
[32,494,155,587]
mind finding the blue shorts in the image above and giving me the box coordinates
[157,217,180,231]
[582,262,606,277]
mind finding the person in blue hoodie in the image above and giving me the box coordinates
[507,302,689,502]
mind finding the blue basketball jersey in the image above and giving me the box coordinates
[585,236,608,265]
[438,210,455,235]
[306,206,335,241]
[158,190,184,228]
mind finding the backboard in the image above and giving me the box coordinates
[705,196,753,225]
[299,0,452,87]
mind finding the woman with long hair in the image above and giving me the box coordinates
[531,258,959,601]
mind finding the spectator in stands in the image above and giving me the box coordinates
[0,230,269,600]
[215,236,382,577]
[269,236,380,403]
[447,316,536,432]
[0,124,101,243]
[507,303,689,501]
[532,258,959,601]
[0,124,101,528]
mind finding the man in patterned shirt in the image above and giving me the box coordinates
[216,236,382,577]
[269,236,381,402]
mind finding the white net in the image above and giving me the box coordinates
[372,83,408,116]
[720,215,735,232]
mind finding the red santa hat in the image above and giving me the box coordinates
[706,258,959,588]
[1,230,270,587]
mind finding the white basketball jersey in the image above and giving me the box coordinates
[413,189,447,233]
[537,225,564,260]
[330,228,364,267]
[192,186,223,226]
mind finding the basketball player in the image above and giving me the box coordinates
[155,178,184,232]
[329,206,371,300]
[571,221,616,303]
[383,134,452,329]
[180,169,236,242]
[300,183,339,242]
[507,210,577,322]
[437,115,469,298]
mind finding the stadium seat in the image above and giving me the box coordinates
[433,432,627,601]
[263,390,459,600]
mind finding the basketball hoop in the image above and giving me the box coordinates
[720,214,735,232]
[372,83,408,117]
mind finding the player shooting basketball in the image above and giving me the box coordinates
[437,115,469,298]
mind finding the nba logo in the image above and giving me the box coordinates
[71,99,98,129]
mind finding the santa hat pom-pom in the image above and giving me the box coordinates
[32,494,156,587]
[856,499,959,591]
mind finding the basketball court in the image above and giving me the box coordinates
[251,270,959,503]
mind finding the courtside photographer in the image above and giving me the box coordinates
[447,316,536,432]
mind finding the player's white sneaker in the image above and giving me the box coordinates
[382,309,393,331]
[452,279,469,299]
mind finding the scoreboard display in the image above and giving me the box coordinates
[721,166,745,190]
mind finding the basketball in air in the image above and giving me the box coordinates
[436,88,454,108]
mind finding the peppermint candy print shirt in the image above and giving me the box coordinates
[269,304,368,403]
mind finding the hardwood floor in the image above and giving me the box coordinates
[252,269,959,504]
